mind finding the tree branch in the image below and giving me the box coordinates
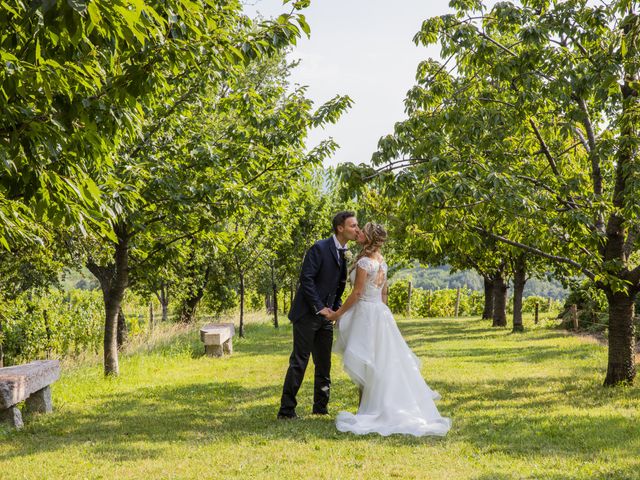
[514,175,580,210]
[575,96,602,195]
[473,226,596,280]
[529,118,560,176]
[571,126,590,152]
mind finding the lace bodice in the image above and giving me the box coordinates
[350,256,388,303]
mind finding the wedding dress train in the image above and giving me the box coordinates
[333,257,451,437]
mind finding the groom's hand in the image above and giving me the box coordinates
[317,307,333,317]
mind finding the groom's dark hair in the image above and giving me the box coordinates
[333,211,355,234]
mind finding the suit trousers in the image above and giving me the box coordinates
[278,313,333,416]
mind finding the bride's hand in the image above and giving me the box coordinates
[326,310,339,323]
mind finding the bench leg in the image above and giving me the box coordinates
[25,386,53,414]
[0,406,24,429]
[205,344,223,357]
[223,339,233,355]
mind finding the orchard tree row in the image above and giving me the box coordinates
[0,0,351,375]
[341,0,640,386]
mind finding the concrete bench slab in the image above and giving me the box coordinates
[0,360,60,429]
[200,323,235,357]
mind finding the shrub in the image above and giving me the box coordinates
[2,289,103,365]
[1,289,154,366]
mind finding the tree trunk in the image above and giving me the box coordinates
[482,276,494,320]
[604,289,636,385]
[600,17,638,385]
[512,256,527,332]
[155,284,169,323]
[161,299,169,322]
[265,294,273,313]
[271,264,279,328]
[283,288,288,316]
[273,285,279,328]
[179,265,210,323]
[180,290,202,323]
[102,289,121,375]
[179,294,202,323]
[149,302,155,334]
[492,273,508,327]
[117,307,128,349]
[88,224,130,377]
[239,271,245,338]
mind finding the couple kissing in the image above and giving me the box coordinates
[277,211,451,437]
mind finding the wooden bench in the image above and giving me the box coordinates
[0,360,60,429]
[200,323,235,357]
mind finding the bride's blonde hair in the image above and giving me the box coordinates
[350,222,387,274]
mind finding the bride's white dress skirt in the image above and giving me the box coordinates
[333,298,451,437]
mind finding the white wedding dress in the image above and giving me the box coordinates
[333,257,451,437]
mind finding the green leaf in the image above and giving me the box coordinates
[67,0,87,14]
[87,1,102,25]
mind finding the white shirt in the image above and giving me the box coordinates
[332,234,347,256]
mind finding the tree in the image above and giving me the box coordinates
[365,0,640,384]
[80,23,350,375]
[0,0,252,248]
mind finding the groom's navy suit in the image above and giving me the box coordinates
[279,236,347,417]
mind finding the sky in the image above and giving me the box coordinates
[242,0,455,167]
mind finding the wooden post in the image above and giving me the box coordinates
[427,290,432,317]
[406,281,413,318]
[547,297,552,312]
[534,302,539,324]
[454,287,461,318]
[44,309,51,359]
[570,304,578,330]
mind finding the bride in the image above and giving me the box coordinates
[326,222,451,437]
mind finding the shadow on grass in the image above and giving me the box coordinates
[5,372,639,473]
[0,376,443,462]
[4,316,639,479]
[412,344,599,365]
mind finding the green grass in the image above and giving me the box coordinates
[1,315,639,479]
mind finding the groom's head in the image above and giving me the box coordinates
[333,211,359,241]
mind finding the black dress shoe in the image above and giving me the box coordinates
[277,413,299,420]
[312,410,329,415]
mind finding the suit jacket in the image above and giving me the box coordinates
[288,237,347,323]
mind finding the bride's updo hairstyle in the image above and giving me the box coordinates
[350,222,387,273]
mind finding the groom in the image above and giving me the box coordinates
[277,211,359,419]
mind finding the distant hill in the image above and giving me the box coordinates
[61,268,100,291]
[392,265,567,299]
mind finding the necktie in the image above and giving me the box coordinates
[338,248,347,277]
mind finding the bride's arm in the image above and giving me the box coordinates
[382,280,389,305]
[327,266,367,322]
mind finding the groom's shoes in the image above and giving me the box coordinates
[277,413,299,421]
[312,409,329,416]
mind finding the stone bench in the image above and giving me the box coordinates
[0,360,60,429]
[200,323,235,357]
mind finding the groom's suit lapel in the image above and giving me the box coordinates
[325,237,341,267]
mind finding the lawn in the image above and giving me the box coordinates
[1,315,639,479]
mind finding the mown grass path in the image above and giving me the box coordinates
[1,316,639,479]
